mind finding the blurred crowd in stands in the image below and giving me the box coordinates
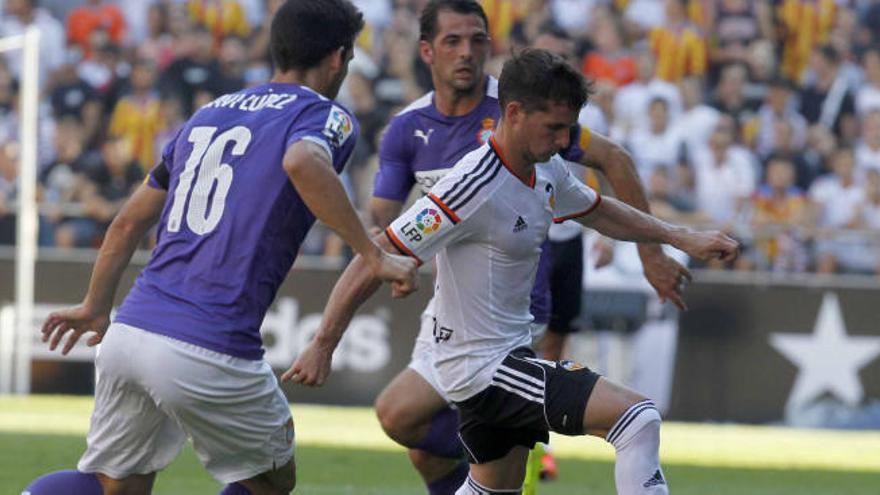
[0,0,878,276]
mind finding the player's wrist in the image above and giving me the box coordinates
[636,243,664,260]
[664,226,694,251]
[82,297,111,317]
[362,243,384,272]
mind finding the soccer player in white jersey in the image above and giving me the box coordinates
[363,1,693,493]
[30,1,417,495]
[288,49,739,494]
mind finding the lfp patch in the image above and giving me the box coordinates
[416,208,442,233]
[323,105,354,147]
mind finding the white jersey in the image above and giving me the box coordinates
[386,139,600,401]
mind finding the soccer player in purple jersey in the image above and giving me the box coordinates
[32,1,417,495]
[285,1,694,494]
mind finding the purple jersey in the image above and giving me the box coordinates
[374,77,587,323]
[115,83,358,360]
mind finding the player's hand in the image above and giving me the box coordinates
[592,237,615,269]
[673,230,740,265]
[371,250,419,298]
[41,304,111,355]
[639,246,693,311]
[282,341,333,386]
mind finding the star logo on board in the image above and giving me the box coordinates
[769,292,880,413]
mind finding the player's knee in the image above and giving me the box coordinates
[606,400,662,450]
[375,394,415,443]
[97,472,154,495]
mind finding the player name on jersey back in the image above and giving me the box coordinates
[203,92,300,112]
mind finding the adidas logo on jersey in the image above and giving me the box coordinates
[643,469,666,488]
[513,216,528,232]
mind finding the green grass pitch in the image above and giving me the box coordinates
[2,396,878,494]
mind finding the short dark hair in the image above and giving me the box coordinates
[419,0,489,42]
[498,48,591,112]
[270,0,364,72]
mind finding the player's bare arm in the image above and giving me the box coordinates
[41,183,167,355]
[579,130,694,309]
[283,140,418,291]
[369,196,405,231]
[578,196,740,265]
[283,234,404,386]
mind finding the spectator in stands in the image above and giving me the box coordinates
[708,0,772,83]
[108,58,163,172]
[692,114,758,226]
[751,155,810,272]
[777,0,837,81]
[762,118,821,191]
[856,169,880,235]
[66,0,126,59]
[611,50,682,142]
[214,36,248,94]
[856,109,880,175]
[856,46,880,116]
[80,135,143,241]
[675,75,721,158]
[550,0,600,39]
[649,0,707,82]
[136,2,176,72]
[43,118,103,248]
[809,147,868,273]
[627,97,685,181]
[50,49,102,148]
[186,0,251,49]
[750,77,807,159]
[158,25,222,116]
[711,63,760,131]
[582,12,635,88]
[799,44,857,142]
[646,164,705,225]
[0,0,66,89]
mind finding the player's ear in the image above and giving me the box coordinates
[328,46,346,73]
[418,39,433,65]
[505,101,524,125]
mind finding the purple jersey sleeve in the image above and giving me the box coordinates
[146,130,181,190]
[559,125,591,163]
[374,117,416,201]
[530,239,552,324]
[286,100,358,171]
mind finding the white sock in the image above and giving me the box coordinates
[455,474,522,494]
[605,400,668,494]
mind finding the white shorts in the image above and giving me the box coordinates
[78,323,293,484]
[407,298,451,402]
[406,298,546,403]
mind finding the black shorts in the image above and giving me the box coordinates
[455,347,601,464]
[548,236,584,334]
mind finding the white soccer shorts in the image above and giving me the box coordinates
[78,323,293,484]
[407,299,452,402]
[407,299,548,403]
